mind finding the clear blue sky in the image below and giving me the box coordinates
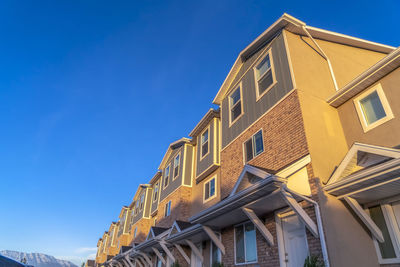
[0,0,398,265]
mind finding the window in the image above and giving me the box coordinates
[134,227,138,238]
[140,193,145,211]
[200,128,210,158]
[369,201,400,264]
[354,83,394,132]
[243,130,264,162]
[135,200,139,215]
[165,201,171,217]
[153,182,159,202]
[254,51,275,99]
[204,176,216,202]
[173,153,180,179]
[210,235,222,266]
[235,222,257,264]
[164,165,170,188]
[229,86,243,125]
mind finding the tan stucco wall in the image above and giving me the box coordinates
[337,67,400,148]
[284,30,387,183]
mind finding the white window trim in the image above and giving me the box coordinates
[153,182,159,203]
[233,221,258,265]
[173,152,181,180]
[228,83,244,127]
[253,48,277,101]
[203,175,217,203]
[200,126,211,160]
[163,164,171,189]
[210,233,222,266]
[139,193,145,211]
[354,83,394,133]
[368,203,400,264]
[242,129,264,164]
[134,227,138,238]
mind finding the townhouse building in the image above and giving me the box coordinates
[93,13,399,267]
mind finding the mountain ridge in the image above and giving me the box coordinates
[0,250,78,267]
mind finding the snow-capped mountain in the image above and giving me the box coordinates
[0,250,78,267]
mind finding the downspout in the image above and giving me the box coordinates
[300,26,339,91]
[282,185,330,267]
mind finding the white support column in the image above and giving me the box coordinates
[159,241,176,263]
[185,240,203,263]
[202,225,225,255]
[242,207,274,246]
[174,244,190,264]
[281,189,319,237]
[343,196,384,242]
[152,248,166,265]
[137,252,152,266]
[124,255,134,267]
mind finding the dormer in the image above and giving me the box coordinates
[129,184,152,227]
[149,171,162,216]
[158,138,194,201]
[117,206,130,237]
[189,109,221,182]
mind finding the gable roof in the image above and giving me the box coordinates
[118,206,129,218]
[167,220,194,237]
[327,143,400,184]
[149,171,162,184]
[158,137,191,169]
[328,46,400,107]
[131,184,150,202]
[189,108,220,138]
[146,226,170,241]
[230,164,275,197]
[212,13,394,105]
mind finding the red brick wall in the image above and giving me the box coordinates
[155,186,192,228]
[128,218,152,245]
[220,90,309,199]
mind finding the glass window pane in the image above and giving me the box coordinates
[245,223,257,262]
[369,205,396,259]
[235,225,245,263]
[258,70,273,95]
[231,88,241,106]
[253,130,264,156]
[256,55,271,80]
[202,130,209,144]
[231,102,242,121]
[211,241,221,264]
[210,178,215,197]
[360,91,386,124]
[202,142,208,157]
[205,182,210,200]
[245,139,253,162]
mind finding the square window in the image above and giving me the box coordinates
[201,129,209,158]
[244,130,264,163]
[354,83,394,132]
[229,86,242,124]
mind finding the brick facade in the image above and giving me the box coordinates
[128,218,152,245]
[220,90,309,199]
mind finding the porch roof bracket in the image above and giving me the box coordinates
[174,244,191,264]
[137,252,152,266]
[185,239,204,263]
[242,207,274,246]
[152,247,166,265]
[123,256,134,267]
[159,240,176,263]
[281,189,319,237]
[137,256,148,267]
[202,225,226,255]
[134,258,144,267]
[343,196,384,243]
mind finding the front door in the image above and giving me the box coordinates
[191,243,203,267]
[279,212,309,267]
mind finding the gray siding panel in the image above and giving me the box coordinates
[160,146,184,201]
[196,123,215,176]
[184,145,193,185]
[221,33,293,148]
[150,179,160,214]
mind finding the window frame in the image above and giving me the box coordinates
[367,200,400,264]
[253,49,276,101]
[165,200,172,217]
[210,233,222,266]
[163,164,171,189]
[200,126,210,160]
[203,175,217,203]
[153,182,159,203]
[354,83,394,133]
[234,221,258,265]
[228,83,244,127]
[139,192,145,211]
[242,129,264,163]
[173,152,181,179]
[134,227,138,238]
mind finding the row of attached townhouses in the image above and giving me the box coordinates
[86,13,400,267]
